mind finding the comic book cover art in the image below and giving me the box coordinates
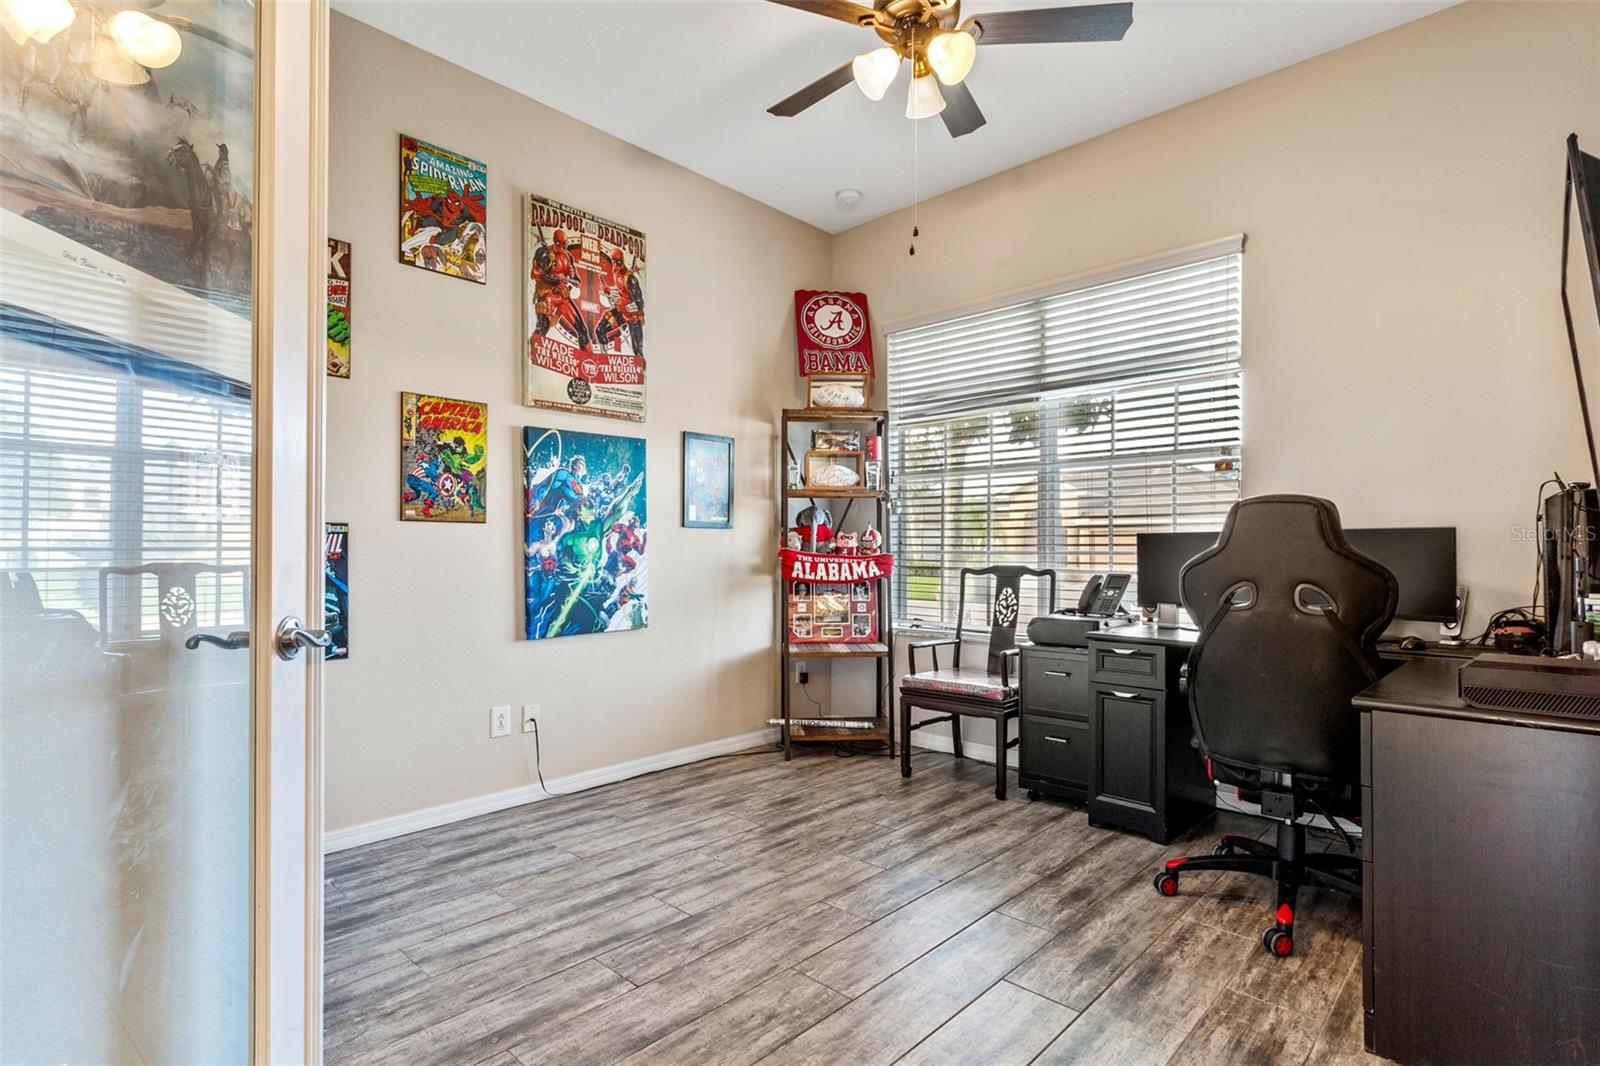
[0,2,256,313]
[327,238,351,378]
[401,392,487,522]
[400,135,486,283]
[324,522,349,660]
[524,195,645,421]
[524,426,647,639]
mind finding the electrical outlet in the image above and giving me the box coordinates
[491,705,512,738]
[797,664,809,685]
[522,703,540,733]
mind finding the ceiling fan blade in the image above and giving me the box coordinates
[968,2,1133,45]
[767,0,877,26]
[768,60,857,117]
[940,81,987,138]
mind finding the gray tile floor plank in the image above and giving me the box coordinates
[613,969,848,1066]
[1166,988,1322,1066]
[895,980,1078,1066]
[758,912,1054,1066]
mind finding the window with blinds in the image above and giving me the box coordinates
[0,336,251,642]
[887,243,1243,629]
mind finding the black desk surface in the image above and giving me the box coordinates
[1090,622,1198,648]
[1354,657,1600,736]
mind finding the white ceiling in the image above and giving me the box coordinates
[333,0,1457,233]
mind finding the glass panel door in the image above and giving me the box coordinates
[1,2,257,1061]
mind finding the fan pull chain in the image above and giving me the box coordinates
[910,99,920,256]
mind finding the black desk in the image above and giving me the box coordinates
[1354,658,1600,1066]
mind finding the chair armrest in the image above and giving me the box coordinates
[999,646,1020,688]
[908,637,958,674]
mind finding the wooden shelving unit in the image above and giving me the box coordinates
[777,407,893,759]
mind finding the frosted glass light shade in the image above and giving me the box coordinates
[927,29,976,86]
[905,73,945,120]
[851,47,899,101]
[110,9,182,69]
[0,0,75,45]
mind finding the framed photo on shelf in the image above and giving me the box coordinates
[803,449,863,488]
[681,431,733,528]
[811,428,862,452]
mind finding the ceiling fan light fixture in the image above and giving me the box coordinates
[851,46,900,101]
[110,9,182,69]
[905,72,945,120]
[926,28,976,86]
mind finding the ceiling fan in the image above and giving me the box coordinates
[766,0,1133,138]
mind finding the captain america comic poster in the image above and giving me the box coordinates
[523,426,647,640]
[524,194,646,422]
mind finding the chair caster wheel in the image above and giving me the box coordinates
[1027,789,1041,801]
[1153,871,1180,897]
[1213,842,1234,856]
[1262,928,1294,957]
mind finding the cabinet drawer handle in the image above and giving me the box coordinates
[1044,735,1072,744]
[1110,648,1139,656]
[1108,690,1141,699]
[1044,669,1071,677]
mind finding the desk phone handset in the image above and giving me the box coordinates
[1078,572,1132,618]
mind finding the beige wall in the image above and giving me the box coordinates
[325,15,831,833]
[329,2,1600,831]
[834,0,1600,640]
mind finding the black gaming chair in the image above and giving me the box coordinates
[1150,495,1397,958]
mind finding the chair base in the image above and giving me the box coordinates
[1151,821,1360,958]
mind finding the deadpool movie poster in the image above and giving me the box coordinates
[524,195,646,422]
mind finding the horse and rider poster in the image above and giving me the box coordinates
[400,392,487,523]
[523,194,646,422]
[0,1,256,310]
[399,134,486,284]
[327,238,351,378]
[523,426,648,639]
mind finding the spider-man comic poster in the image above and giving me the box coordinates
[524,194,646,422]
[523,426,647,639]
[399,135,486,283]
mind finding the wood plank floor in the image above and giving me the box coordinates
[324,748,1391,1066]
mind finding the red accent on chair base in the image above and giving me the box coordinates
[1276,903,1294,925]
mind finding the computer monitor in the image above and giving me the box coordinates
[1135,526,1458,623]
[1344,527,1458,623]
[1135,532,1220,610]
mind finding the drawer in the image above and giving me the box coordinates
[1089,641,1165,689]
[1022,712,1092,791]
[1022,650,1088,715]
[1091,685,1161,812]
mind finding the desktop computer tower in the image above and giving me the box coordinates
[1543,484,1600,655]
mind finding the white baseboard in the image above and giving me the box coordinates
[323,726,778,854]
[907,731,1020,769]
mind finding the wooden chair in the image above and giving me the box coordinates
[899,564,1056,799]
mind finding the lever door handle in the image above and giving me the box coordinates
[1110,648,1138,656]
[1108,690,1141,700]
[185,630,250,651]
[1044,735,1072,744]
[275,615,332,661]
[1044,670,1071,678]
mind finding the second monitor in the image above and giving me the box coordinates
[1136,527,1458,623]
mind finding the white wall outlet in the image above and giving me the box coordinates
[491,705,512,738]
[522,704,540,733]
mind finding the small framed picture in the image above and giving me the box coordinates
[864,460,882,491]
[804,449,863,488]
[850,581,870,600]
[682,432,734,528]
[792,581,812,600]
[812,429,862,452]
[790,613,813,638]
[851,614,872,638]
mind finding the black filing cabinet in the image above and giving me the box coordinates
[1084,625,1213,844]
[1017,645,1092,802]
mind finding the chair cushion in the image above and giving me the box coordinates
[901,667,1014,701]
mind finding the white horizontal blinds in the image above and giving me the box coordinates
[0,343,250,639]
[889,248,1243,626]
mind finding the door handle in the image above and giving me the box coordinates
[185,630,250,651]
[1110,648,1138,656]
[1044,670,1072,678]
[1108,690,1141,699]
[1044,734,1072,744]
[275,615,332,661]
